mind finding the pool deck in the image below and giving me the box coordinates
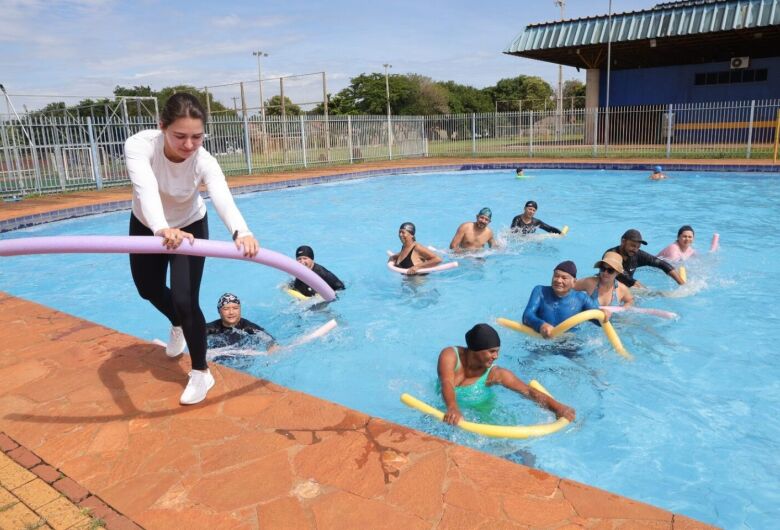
[0,157,740,529]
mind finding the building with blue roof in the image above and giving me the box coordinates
[505,0,780,107]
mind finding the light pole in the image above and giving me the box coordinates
[252,50,269,157]
[383,63,393,158]
[554,1,565,140]
[605,0,613,153]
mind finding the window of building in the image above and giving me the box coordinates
[694,68,768,85]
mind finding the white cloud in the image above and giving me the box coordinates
[212,14,292,29]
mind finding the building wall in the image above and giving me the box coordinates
[599,56,780,106]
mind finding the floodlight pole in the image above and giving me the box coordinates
[555,1,565,141]
[604,0,613,154]
[383,63,393,159]
[253,50,269,157]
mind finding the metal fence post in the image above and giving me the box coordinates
[347,116,354,164]
[592,108,599,157]
[665,104,673,159]
[471,113,477,155]
[746,100,756,159]
[86,117,103,190]
[387,116,393,160]
[528,110,534,157]
[0,120,24,196]
[300,115,308,168]
[422,117,428,157]
[243,113,253,173]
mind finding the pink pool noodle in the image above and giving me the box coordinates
[0,236,336,301]
[710,233,719,252]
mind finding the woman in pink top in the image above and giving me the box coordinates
[657,225,696,262]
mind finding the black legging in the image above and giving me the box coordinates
[129,213,209,370]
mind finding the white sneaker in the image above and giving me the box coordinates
[166,326,186,357]
[180,370,215,405]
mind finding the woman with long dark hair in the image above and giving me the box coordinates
[125,93,258,405]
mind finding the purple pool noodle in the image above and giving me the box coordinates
[0,236,336,301]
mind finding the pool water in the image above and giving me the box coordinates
[2,169,779,528]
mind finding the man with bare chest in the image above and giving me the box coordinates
[449,207,496,251]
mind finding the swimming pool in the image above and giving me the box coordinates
[1,168,778,528]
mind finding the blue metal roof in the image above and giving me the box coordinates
[506,0,780,54]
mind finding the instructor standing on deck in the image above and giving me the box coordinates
[125,93,259,405]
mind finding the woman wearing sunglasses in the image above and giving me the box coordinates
[574,252,634,307]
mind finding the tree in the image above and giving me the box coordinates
[320,73,416,115]
[488,75,554,112]
[562,79,586,109]
[264,95,301,116]
[398,75,449,115]
[436,81,494,114]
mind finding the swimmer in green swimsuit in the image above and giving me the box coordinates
[437,323,576,425]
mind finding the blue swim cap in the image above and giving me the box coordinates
[654,165,663,173]
[478,207,492,220]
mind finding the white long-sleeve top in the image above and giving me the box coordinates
[124,129,251,237]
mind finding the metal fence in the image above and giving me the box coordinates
[2,99,778,198]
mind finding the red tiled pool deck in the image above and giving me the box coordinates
[0,157,748,529]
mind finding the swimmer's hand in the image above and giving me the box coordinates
[556,404,576,422]
[443,406,463,426]
[235,235,259,258]
[601,308,612,322]
[405,266,418,275]
[156,228,194,249]
[539,323,554,339]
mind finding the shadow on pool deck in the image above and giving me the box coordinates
[0,158,728,529]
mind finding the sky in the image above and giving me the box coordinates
[1,0,664,113]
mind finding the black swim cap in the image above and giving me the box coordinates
[554,260,577,278]
[465,323,500,351]
[525,200,538,209]
[677,225,694,237]
[399,222,416,236]
[296,245,314,259]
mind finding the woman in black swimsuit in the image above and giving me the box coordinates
[390,222,442,275]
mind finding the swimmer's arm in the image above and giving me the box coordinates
[537,220,561,234]
[619,284,634,307]
[486,229,497,248]
[437,348,462,425]
[494,368,575,421]
[522,286,546,334]
[573,277,593,293]
[668,268,685,285]
[449,225,466,250]
[408,246,441,274]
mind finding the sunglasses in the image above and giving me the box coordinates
[599,265,617,274]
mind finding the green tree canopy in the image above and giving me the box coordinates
[488,75,555,112]
[563,79,586,109]
[436,81,494,114]
[264,95,302,116]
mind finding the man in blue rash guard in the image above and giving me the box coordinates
[605,229,685,288]
[522,261,610,339]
